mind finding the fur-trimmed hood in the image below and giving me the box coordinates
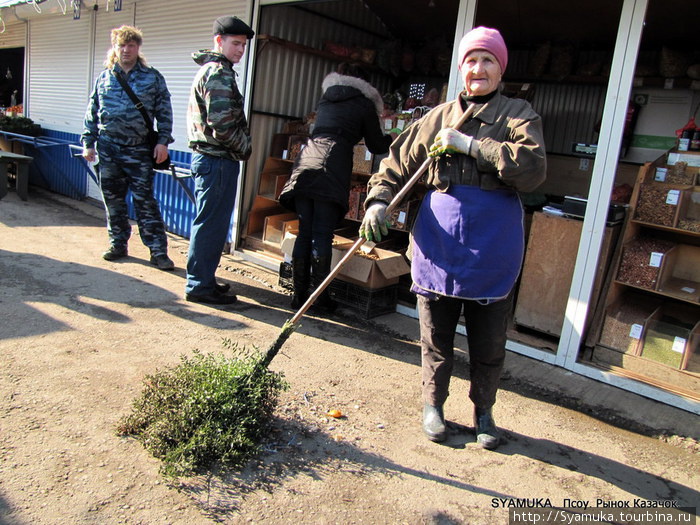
[321,72,384,117]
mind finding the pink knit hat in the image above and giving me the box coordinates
[458,26,508,73]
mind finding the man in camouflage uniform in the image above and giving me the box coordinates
[82,25,175,271]
[184,16,254,305]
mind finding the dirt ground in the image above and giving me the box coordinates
[1,188,698,525]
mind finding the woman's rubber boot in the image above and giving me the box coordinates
[290,257,311,309]
[422,403,446,442]
[474,406,501,450]
[310,255,337,313]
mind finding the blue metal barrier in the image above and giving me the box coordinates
[1,129,196,238]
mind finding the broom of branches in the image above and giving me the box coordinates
[116,104,478,477]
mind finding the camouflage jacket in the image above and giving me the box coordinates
[187,50,252,161]
[82,62,174,148]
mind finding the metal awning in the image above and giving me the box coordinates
[0,0,35,7]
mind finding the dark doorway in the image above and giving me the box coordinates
[0,47,24,108]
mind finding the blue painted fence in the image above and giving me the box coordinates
[7,129,196,239]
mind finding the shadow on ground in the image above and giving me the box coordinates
[172,410,699,522]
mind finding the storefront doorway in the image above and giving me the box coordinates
[0,46,23,109]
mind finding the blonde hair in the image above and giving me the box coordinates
[104,25,147,69]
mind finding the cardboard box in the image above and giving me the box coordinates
[281,232,350,257]
[282,232,410,290]
[331,235,410,289]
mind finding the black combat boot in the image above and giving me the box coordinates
[290,257,311,309]
[474,406,501,450]
[422,403,446,442]
[310,255,337,313]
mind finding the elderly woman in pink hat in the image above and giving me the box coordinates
[360,27,546,449]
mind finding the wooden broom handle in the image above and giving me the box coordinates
[385,103,477,216]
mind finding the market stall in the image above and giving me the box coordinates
[237,0,700,409]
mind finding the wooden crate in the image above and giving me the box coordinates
[270,133,292,158]
[615,236,676,291]
[245,196,286,236]
[352,143,373,174]
[590,345,700,399]
[639,303,699,370]
[257,157,292,199]
[656,243,700,303]
[274,174,290,200]
[388,199,420,231]
[598,292,661,355]
[345,185,364,220]
[263,213,298,246]
[633,183,685,227]
[676,187,700,233]
[287,135,308,161]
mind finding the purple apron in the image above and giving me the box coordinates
[411,185,524,302]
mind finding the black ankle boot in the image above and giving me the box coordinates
[474,406,501,450]
[310,255,337,313]
[422,403,446,442]
[290,257,310,309]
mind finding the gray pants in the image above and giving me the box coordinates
[418,293,512,409]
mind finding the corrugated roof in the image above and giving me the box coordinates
[0,0,31,7]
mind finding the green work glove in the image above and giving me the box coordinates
[360,202,390,242]
[429,128,474,157]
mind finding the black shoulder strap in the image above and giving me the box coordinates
[113,69,154,131]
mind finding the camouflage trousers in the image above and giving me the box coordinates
[96,140,168,255]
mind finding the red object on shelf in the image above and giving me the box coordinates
[675,117,696,138]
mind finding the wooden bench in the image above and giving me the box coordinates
[0,150,34,201]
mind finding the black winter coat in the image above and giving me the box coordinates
[279,73,392,215]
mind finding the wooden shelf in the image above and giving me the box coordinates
[504,74,700,90]
[273,156,373,178]
[506,74,610,86]
[612,280,700,306]
[257,35,384,74]
[631,219,700,238]
[580,353,700,402]
[590,154,700,392]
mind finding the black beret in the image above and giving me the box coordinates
[213,16,255,38]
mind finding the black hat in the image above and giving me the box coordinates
[213,16,255,38]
